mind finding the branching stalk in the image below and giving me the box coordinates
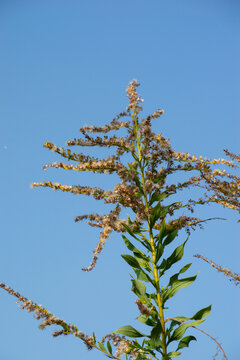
[1,81,238,360]
[133,113,167,358]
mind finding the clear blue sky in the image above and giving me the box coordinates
[0,1,239,359]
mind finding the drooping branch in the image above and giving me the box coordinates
[194,254,240,286]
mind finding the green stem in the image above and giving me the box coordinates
[133,114,167,359]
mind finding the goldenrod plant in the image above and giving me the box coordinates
[1,81,239,360]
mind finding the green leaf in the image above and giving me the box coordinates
[179,263,192,274]
[170,319,205,342]
[166,351,181,358]
[167,317,193,346]
[128,163,137,172]
[155,241,164,263]
[176,335,196,350]
[134,269,150,282]
[122,236,152,273]
[166,319,186,340]
[163,275,197,303]
[131,279,146,297]
[121,254,141,269]
[122,236,148,260]
[107,341,113,354]
[158,219,166,242]
[114,325,145,338]
[152,173,166,184]
[139,234,152,251]
[121,223,138,239]
[168,263,192,287]
[132,175,144,194]
[149,202,161,229]
[135,354,150,360]
[168,273,179,287]
[150,321,163,347]
[150,204,171,229]
[127,215,133,224]
[171,316,189,324]
[134,253,152,272]
[98,342,107,352]
[163,229,178,247]
[190,305,212,320]
[149,192,169,206]
[133,251,150,263]
[160,240,188,272]
[122,235,137,252]
[137,314,156,327]
[134,269,157,289]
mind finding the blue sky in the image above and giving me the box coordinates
[0,1,239,359]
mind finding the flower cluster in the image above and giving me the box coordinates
[80,111,130,133]
[126,79,144,114]
[30,81,240,272]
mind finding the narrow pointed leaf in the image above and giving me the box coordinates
[122,235,151,261]
[170,319,205,342]
[107,341,113,354]
[166,351,181,358]
[160,240,188,272]
[190,305,212,320]
[150,321,163,348]
[152,173,166,184]
[166,240,187,269]
[121,254,141,269]
[163,229,178,247]
[122,235,137,252]
[163,275,197,303]
[137,314,155,327]
[132,175,144,195]
[135,354,150,360]
[172,316,189,322]
[158,219,166,242]
[131,279,146,297]
[133,255,152,273]
[155,242,164,263]
[179,263,192,274]
[134,269,150,282]
[121,223,138,239]
[176,335,196,350]
[168,273,179,287]
[114,325,145,338]
[168,263,192,286]
[98,342,107,352]
[167,319,185,336]
[139,234,152,251]
[133,251,150,262]
[150,204,171,229]
[149,192,169,206]
[128,163,137,172]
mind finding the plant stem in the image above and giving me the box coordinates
[133,114,167,359]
